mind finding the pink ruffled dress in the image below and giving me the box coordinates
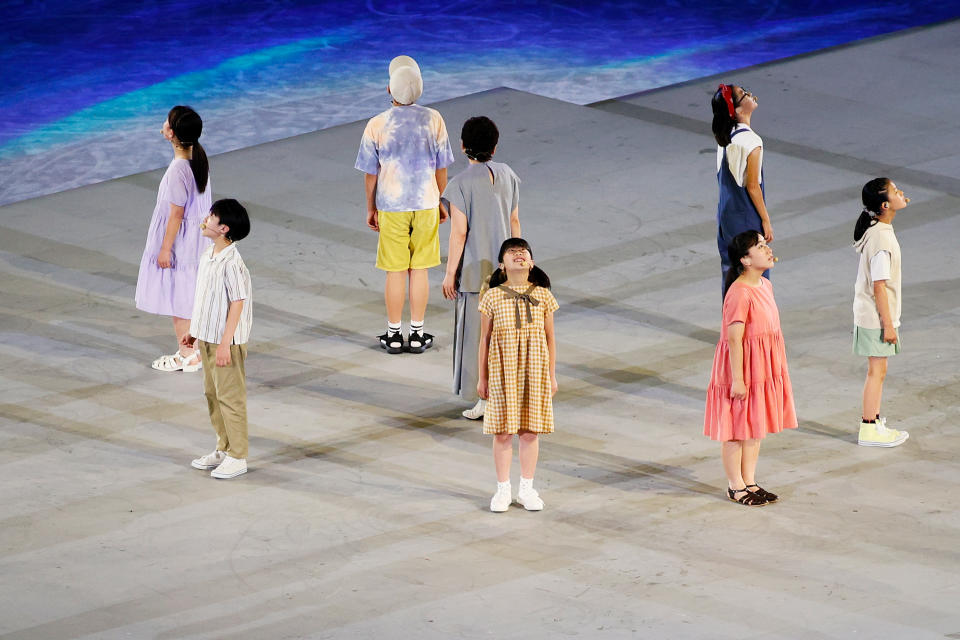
[704,278,798,441]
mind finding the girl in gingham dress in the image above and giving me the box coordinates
[478,238,558,512]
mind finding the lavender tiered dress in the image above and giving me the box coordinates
[135,158,211,318]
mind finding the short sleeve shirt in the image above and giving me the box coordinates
[716,125,763,187]
[442,162,521,292]
[189,244,253,345]
[355,104,455,212]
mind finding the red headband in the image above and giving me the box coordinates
[718,84,736,118]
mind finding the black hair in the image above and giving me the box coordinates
[488,237,551,289]
[210,198,250,242]
[168,105,209,193]
[722,230,763,299]
[854,177,891,242]
[461,116,499,162]
[711,85,739,147]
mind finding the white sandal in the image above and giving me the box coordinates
[152,352,184,372]
[181,351,202,373]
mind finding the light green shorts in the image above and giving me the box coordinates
[853,325,901,357]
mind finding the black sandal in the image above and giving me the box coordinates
[727,487,767,506]
[407,330,433,354]
[378,332,404,354]
[746,484,778,503]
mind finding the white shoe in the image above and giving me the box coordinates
[462,399,486,420]
[517,487,544,511]
[490,485,512,512]
[152,352,184,372]
[858,417,909,447]
[191,450,225,470]
[211,455,247,479]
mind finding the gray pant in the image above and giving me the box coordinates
[453,292,481,402]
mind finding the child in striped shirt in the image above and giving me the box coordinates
[180,199,253,479]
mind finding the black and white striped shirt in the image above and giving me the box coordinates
[189,244,252,344]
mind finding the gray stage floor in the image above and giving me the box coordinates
[2,21,959,640]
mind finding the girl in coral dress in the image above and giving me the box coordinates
[704,230,797,506]
[478,238,558,513]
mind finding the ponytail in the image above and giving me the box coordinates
[189,141,209,193]
[711,85,739,146]
[168,105,209,193]
[853,209,876,242]
[722,230,762,300]
[855,177,890,241]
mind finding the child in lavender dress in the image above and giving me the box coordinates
[135,106,212,372]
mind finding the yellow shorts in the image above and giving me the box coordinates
[376,208,441,271]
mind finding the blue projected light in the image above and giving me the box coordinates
[1,0,959,204]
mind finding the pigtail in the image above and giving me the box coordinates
[528,265,551,289]
[488,267,507,288]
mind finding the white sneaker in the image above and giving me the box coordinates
[191,450,225,470]
[211,455,247,479]
[490,485,512,512]
[462,399,486,420]
[517,487,544,511]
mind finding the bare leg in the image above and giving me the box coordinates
[862,356,887,420]
[493,434,513,482]
[173,316,193,357]
[385,271,406,325]
[722,440,745,490]
[740,438,761,486]
[518,432,539,479]
[408,268,429,324]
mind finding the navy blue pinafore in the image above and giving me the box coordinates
[717,128,769,294]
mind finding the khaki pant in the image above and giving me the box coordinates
[197,340,248,459]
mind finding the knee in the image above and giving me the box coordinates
[494,434,513,445]
[518,431,538,444]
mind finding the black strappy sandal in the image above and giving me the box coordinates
[378,332,404,354]
[727,487,767,507]
[746,484,778,503]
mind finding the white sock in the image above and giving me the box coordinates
[497,480,511,493]
[387,321,401,337]
[410,319,424,335]
[519,477,534,493]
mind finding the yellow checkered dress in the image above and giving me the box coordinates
[479,283,559,434]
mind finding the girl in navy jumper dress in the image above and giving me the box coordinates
[711,84,773,296]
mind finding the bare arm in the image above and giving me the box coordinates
[435,168,449,223]
[744,148,772,242]
[215,299,245,367]
[873,280,897,343]
[364,173,379,231]
[157,203,185,268]
[477,313,493,399]
[727,321,746,399]
[544,310,557,396]
[442,206,468,300]
[510,206,521,237]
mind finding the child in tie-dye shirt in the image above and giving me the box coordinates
[355,55,455,354]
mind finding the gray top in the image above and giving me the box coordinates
[442,161,521,292]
